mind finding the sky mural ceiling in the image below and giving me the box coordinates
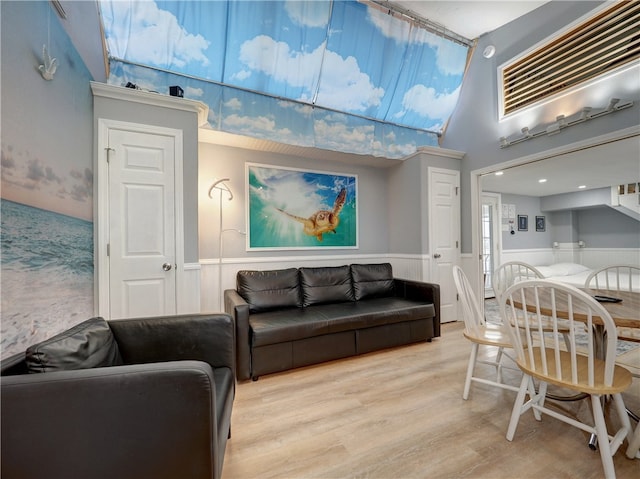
[100,0,468,159]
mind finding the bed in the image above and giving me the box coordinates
[533,262,640,343]
[535,262,640,292]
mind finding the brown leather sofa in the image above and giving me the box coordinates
[0,313,235,479]
[225,263,440,381]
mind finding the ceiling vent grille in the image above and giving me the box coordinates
[502,1,640,116]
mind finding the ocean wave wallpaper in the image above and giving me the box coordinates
[1,1,94,359]
[247,164,357,250]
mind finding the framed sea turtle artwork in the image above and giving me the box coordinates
[246,163,358,250]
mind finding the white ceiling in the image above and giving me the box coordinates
[480,134,640,197]
[386,0,549,40]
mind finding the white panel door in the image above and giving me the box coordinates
[108,129,176,319]
[428,168,460,323]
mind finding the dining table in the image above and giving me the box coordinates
[509,287,640,357]
[509,286,640,450]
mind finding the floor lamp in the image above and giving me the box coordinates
[208,178,233,310]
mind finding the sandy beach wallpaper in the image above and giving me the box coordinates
[1,1,94,359]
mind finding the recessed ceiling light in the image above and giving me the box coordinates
[483,45,496,59]
[495,171,504,176]
[578,185,586,189]
[538,178,547,183]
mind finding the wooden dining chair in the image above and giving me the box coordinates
[626,420,640,460]
[500,279,634,479]
[585,264,640,343]
[493,261,544,299]
[493,261,572,350]
[452,265,520,400]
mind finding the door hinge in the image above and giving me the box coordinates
[456,240,459,248]
[455,186,459,195]
[456,293,459,301]
[106,243,110,257]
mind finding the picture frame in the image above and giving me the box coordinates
[246,163,358,250]
[517,214,528,231]
[535,215,546,232]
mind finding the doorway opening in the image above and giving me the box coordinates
[481,193,501,299]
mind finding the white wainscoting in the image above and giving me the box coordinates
[579,248,640,269]
[198,254,431,313]
[181,263,202,314]
[500,248,555,267]
[500,247,640,269]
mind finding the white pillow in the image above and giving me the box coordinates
[544,263,591,277]
[536,266,553,277]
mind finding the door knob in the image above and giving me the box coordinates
[162,263,173,271]
[433,253,441,259]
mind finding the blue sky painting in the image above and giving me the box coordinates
[100,0,468,158]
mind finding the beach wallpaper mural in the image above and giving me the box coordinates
[1,1,94,359]
[247,164,357,250]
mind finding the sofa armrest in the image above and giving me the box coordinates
[109,313,235,373]
[224,289,251,380]
[394,279,441,337]
[1,361,220,479]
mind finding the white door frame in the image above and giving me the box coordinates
[95,118,185,319]
[470,125,640,298]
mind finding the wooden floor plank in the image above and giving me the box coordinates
[222,322,640,479]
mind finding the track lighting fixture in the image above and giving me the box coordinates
[499,98,634,148]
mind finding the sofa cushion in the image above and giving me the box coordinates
[250,297,435,346]
[300,265,354,307]
[237,268,302,313]
[25,317,123,373]
[351,263,395,300]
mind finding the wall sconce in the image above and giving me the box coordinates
[578,240,585,248]
[499,98,634,148]
[552,242,559,248]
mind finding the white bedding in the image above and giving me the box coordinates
[536,262,640,292]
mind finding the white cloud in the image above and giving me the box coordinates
[239,36,384,112]
[224,113,277,132]
[366,6,410,42]
[284,1,331,28]
[185,86,204,98]
[412,29,467,76]
[224,98,243,111]
[239,35,322,86]
[277,100,314,117]
[313,118,374,154]
[400,84,461,120]
[232,70,252,81]
[105,1,210,68]
[366,4,467,77]
[314,50,385,112]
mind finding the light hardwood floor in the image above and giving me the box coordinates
[222,321,640,479]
